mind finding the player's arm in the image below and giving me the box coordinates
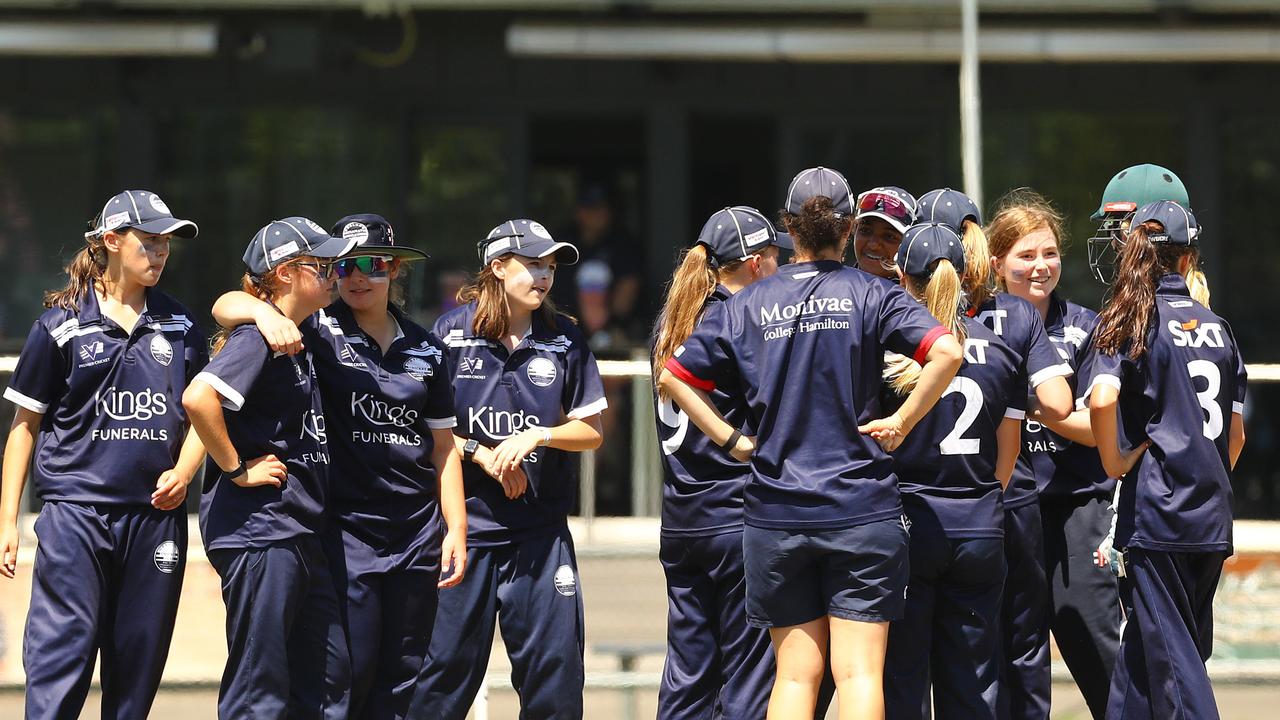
[657,368,754,461]
[0,407,40,578]
[1037,408,1096,447]
[433,428,467,587]
[211,290,303,355]
[151,428,207,511]
[1229,412,1245,470]
[182,380,286,488]
[995,415,1021,490]
[1032,375,1073,423]
[1088,384,1148,479]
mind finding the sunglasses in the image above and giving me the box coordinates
[335,255,393,278]
[291,260,334,279]
[856,191,915,224]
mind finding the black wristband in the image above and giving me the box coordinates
[720,429,743,452]
[223,458,246,477]
[463,438,480,463]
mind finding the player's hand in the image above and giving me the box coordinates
[728,434,756,463]
[490,430,542,475]
[232,454,288,489]
[1116,440,1151,478]
[438,529,468,588]
[254,307,304,355]
[474,446,528,499]
[152,469,192,511]
[0,522,19,579]
[859,412,908,452]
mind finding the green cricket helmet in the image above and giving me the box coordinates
[1087,164,1190,284]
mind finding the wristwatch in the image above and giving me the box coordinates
[463,438,480,462]
[223,458,247,478]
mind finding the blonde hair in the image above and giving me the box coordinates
[985,189,1065,291]
[652,245,745,390]
[959,219,993,309]
[884,259,966,395]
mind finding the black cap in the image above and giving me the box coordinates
[243,216,357,275]
[896,223,966,279]
[479,219,580,265]
[784,167,855,217]
[332,214,429,261]
[1132,201,1200,246]
[88,190,198,240]
[696,206,789,266]
[916,188,982,233]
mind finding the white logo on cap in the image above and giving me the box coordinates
[104,211,131,231]
[743,228,770,246]
[404,357,433,381]
[303,219,326,235]
[343,222,370,246]
[269,240,300,263]
[149,195,171,215]
[150,335,174,366]
[528,221,553,240]
[153,540,180,574]
[554,564,577,596]
[527,357,557,387]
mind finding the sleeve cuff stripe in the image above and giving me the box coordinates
[913,325,951,365]
[664,359,715,393]
[568,396,609,420]
[1005,408,1027,420]
[425,417,457,429]
[194,371,246,412]
[3,387,48,414]
[1233,401,1245,415]
[1029,363,1073,388]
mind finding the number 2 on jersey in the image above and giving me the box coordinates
[940,376,983,455]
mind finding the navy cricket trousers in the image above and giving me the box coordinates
[414,525,585,720]
[658,530,773,720]
[885,531,1005,720]
[998,502,1051,720]
[1041,495,1123,719]
[23,502,185,720]
[1106,548,1226,720]
[323,519,442,720]
[207,534,350,720]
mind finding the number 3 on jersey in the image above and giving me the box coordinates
[658,397,690,455]
[1187,359,1223,440]
[940,376,983,455]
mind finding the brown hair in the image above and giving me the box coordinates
[780,196,853,260]
[1094,222,1203,360]
[884,259,967,395]
[985,189,1065,290]
[211,270,288,355]
[651,244,746,388]
[456,256,569,341]
[959,219,994,309]
[44,234,108,311]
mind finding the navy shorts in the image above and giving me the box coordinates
[743,516,909,628]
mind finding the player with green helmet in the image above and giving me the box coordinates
[1086,164,1190,285]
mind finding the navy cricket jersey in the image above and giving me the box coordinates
[434,303,607,547]
[1081,274,1246,553]
[666,260,947,530]
[892,318,1027,538]
[4,289,206,505]
[196,324,331,551]
[653,286,752,538]
[1020,293,1112,501]
[972,293,1073,509]
[306,300,457,545]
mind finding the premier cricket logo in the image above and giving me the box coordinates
[457,356,486,380]
[78,340,108,368]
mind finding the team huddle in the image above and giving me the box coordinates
[0,161,1245,720]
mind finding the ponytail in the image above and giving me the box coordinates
[960,219,993,309]
[652,245,720,388]
[1095,222,1200,359]
[885,259,967,395]
[44,236,108,311]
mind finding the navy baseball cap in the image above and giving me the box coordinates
[855,186,919,235]
[1132,201,1200,246]
[784,167,855,217]
[87,190,198,240]
[696,206,790,266]
[331,214,428,261]
[479,218,579,265]
[916,188,982,233]
[896,223,966,279]
[243,216,357,275]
